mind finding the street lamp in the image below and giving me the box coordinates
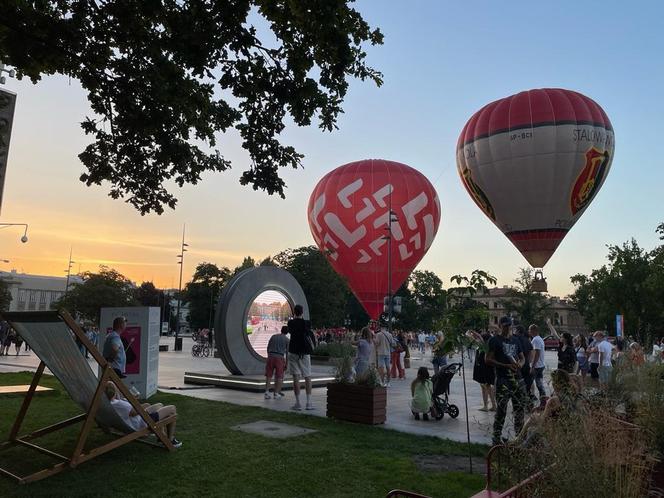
[174,224,188,351]
[0,223,28,243]
[64,247,75,294]
[381,193,399,335]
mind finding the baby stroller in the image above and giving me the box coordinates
[431,363,462,419]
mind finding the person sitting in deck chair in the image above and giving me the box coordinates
[104,382,182,448]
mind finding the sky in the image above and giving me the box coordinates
[0,0,662,297]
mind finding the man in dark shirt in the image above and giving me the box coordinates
[486,316,526,446]
[287,304,316,411]
[513,324,535,409]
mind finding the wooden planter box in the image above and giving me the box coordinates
[326,383,387,425]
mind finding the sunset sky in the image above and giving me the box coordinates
[0,0,662,297]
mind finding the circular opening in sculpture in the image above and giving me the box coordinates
[245,290,292,358]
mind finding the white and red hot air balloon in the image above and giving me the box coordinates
[308,159,441,319]
[456,88,614,273]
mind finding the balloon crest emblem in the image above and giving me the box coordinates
[570,147,611,216]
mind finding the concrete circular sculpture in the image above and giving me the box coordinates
[214,266,309,375]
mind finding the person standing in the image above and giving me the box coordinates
[529,324,547,405]
[587,334,600,384]
[264,326,289,399]
[103,317,127,378]
[597,331,613,389]
[417,331,426,354]
[374,327,393,387]
[431,332,448,375]
[353,327,374,377]
[287,305,316,411]
[513,325,534,407]
[467,330,496,412]
[574,335,590,384]
[486,317,526,446]
[390,332,405,380]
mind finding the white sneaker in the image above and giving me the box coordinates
[264,392,271,399]
[291,403,302,411]
[305,403,315,410]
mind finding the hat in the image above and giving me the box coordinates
[498,316,512,327]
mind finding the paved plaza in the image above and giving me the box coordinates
[0,337,560,445]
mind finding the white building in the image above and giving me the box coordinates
[0,270,82,312]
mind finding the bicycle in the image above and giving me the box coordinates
[191,342,210,358]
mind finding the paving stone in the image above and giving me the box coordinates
[231,420,317,439]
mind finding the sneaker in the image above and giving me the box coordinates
[479,406,489,412]
[264,392,272,399]
[291,403,302,411]
[171,438,182,449]
[305,403,315,411]
[276,392,285,398]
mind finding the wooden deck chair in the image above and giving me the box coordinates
[0,310,176,484]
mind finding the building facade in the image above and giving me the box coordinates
[472,287,586,336]
[0,270,82,312]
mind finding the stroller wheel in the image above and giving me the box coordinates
[447,404,460,419]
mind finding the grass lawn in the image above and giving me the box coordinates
[0,372,486,497]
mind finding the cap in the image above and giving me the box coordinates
[498,316,512,327]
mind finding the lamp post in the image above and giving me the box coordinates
[382,193,398,335]
[0,223,28,243]
[64,247,75,295]
[174,225,188,351]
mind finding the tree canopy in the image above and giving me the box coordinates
[183,262,232,331]
[51,266,137,322]
[0,2,383,214]
[570,226,664,343]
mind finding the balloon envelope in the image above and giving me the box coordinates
[456,88,614,268]
[308,159,441,319]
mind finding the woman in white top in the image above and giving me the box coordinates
[105,382,181,448]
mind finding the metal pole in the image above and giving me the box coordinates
[461,348,473,473]
[175,225,186,344]
[65,247,74,295]
[387,194,393,335]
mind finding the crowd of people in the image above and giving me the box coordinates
[464,316,653,446]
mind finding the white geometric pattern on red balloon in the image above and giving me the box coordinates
[309,179,438,264]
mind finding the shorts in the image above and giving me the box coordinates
[265,356,285,379]
[599,365,613,384]
[377,354,390,370]
[149,411,160,423]
[288,353,311,377]
[590,362,599,379]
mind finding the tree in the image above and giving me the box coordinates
[502,268,550,328]
[0,2,383,214]
[51,266,137,322]
[0,278,12,311]
[570,230,664,343]
[134,281,161,307]
[444,270,497,336]
[233,256,256,275]
[183,262,231,331]
[273,246,352,328]
[396,270,446,331]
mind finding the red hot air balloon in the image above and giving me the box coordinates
[456,88,614,269]
[308,159,441,319]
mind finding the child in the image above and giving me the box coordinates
[411,366,435,420]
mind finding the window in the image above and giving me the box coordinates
[494,302,499,309]
[28,290,37,310]
[494,316,498,324]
